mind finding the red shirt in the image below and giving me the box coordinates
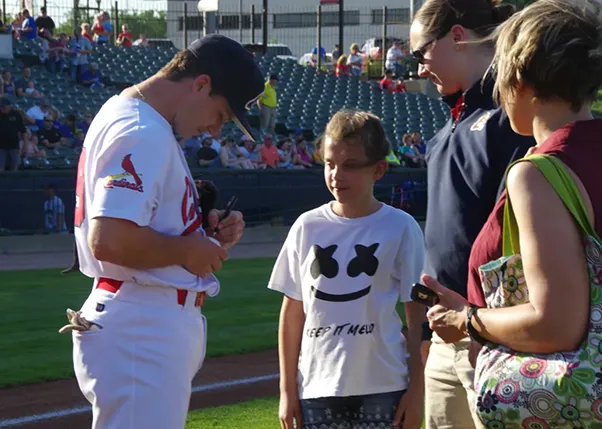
[467,119,602,307]
[118,31,132,48]
[261,144,279,167]
[380,77,394,91]
[82,32,93,42]
[92,22,104,35]
[336,63,349,77]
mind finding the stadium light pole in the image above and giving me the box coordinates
[262,0,268,54]
[338,0,343,57]
[239,0,243,42]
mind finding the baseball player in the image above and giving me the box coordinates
[58,34,265,429]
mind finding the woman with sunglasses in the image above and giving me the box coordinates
[409,1,534,428]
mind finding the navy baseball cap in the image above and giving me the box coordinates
[188,35,265,142]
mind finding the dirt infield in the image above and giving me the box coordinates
[0,350,279,428]
[0,241,284,271]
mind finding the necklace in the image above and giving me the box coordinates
[133,84,146,101]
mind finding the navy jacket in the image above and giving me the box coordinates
[422,76,534,340]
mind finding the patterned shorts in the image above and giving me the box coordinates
[300,390,406,429]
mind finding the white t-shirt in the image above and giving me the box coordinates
[44,195,67,231]
[386,47,403,69]
[73,95,220,295]
[347,53,363,68]
[268,202,425,399]
[27,105,47,121]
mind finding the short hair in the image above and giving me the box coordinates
[321,110,390,163]
[414,0,516,40]
[492,0,602,112]
[159,50,203,81]
[159,50,219,99]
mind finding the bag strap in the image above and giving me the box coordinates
[502,153,599,256]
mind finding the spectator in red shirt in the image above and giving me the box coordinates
[80,23,93,42]
[260,134,280,168]
[379,69,395,91]
[380,69,408,93]
[396,79,408,93]
[335,55,349,77]
[116,24,132,48]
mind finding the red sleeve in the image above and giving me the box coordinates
[467,195,506,307]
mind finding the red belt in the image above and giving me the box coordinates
[97,277,206,307]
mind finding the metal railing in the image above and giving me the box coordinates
[0,167,427,235]
[2,0,417,74]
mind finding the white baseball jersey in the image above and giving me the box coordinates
[268,202,425,399]
[73,95,220,295]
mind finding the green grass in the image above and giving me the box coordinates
[184,396,425,429]
[0,258,280,387]
[185,397,280,429]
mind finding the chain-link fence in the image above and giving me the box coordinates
[2,0,417,61]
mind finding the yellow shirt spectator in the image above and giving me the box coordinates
[386,150,400,165]
[260,80,278,108]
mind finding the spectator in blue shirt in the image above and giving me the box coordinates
[311,46,326,68]
[409,0,534,427]
[80,63,103,88]
[92,11,112,45]
[411,131,426,154]
[20,9,36,39]
[78,113,93,134]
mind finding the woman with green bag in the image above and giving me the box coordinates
[420,0,602,427]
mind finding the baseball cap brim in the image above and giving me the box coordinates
[231,110,256,142]
[186,35,265,142]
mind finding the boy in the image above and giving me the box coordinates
[268,110,426,429]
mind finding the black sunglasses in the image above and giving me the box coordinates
[411,38,437,65]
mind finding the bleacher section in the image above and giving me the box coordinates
[253,55,450,144]
[3,38,450,170]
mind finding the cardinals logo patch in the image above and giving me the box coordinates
[104,154,144,192]
[471,112,491,131]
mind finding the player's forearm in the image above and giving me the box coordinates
[405,302,426,391]
[278,296,304,394]
[89,217,190,270]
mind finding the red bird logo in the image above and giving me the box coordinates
[121,154,142,186]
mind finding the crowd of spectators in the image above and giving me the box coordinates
[0,7,429,173]
[180,128,426,172]
[0,95,93,171]
[311,39,413,84]
[0,7,148,84]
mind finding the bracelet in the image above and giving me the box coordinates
[466,305,487,345]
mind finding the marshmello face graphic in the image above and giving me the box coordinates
[309,243,380,302]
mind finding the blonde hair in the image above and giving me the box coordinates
[350,43,359,52]
[337,55,348,65]
[321,110,389,162]
[492,0,602,112]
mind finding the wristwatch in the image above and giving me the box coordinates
[466,305,486,345]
